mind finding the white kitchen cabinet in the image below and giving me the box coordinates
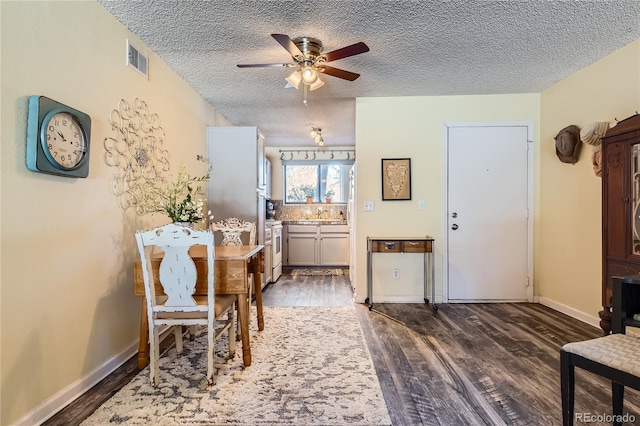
[320,234,350,266]
[287,233,318,265]
[286,224,349,266]
[286,225,317,266]
[320,224,349,266]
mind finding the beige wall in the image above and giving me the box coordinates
[353,94,540,303]
[538,40,640,320]
[0,2,229,424]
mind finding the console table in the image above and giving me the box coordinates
[366,236,435,311]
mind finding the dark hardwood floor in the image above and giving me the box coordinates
[45,268,639,425]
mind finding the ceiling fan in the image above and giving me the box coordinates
[237,34,369,91]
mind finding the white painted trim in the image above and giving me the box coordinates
[441,121,534,303]
[13,342,138,426]
[538,296,601,329]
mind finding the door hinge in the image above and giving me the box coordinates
[526,276,531,287]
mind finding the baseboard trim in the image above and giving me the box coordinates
[13,341,139,426]
[538,296,601,330]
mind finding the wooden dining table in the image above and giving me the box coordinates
[133,244,264,369]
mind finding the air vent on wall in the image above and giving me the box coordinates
[126,39,148,79]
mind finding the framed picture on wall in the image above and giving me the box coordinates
[381,158,411,200]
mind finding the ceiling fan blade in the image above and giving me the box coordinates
[318,65,360,81]
[237,63,294,68]
[322,42,369,62]
[271,33,304,59]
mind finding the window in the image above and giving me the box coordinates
[284,162,353,204]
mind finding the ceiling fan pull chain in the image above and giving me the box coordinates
[303,84,308,107]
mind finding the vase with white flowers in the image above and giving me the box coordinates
[139,165,213,226]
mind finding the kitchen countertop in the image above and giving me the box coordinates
[282,220,347,225]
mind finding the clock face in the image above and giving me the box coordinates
[42,111,87,169]
[26,95,91,178]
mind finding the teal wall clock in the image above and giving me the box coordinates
[26,95,91,178]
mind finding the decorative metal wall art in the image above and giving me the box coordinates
[104,98,170,212]
[382,158,411,200]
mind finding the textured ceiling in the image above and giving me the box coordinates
[98,1,639,147]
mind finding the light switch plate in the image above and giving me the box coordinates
[418,200,425,210]
[363,200,374,211]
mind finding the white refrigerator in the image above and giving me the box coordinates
[206,127,266,247]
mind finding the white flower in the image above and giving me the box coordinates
[138,164,211,223]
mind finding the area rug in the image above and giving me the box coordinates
[290,268,346,276]
[82,306,391,425]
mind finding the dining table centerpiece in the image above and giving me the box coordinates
[139,165,212,226]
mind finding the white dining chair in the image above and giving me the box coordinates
[135,223,237,386]
[210,217,257,339]
[210,217,256,246]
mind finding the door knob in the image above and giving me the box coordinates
[451,224,459,230]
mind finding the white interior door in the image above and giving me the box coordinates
[446,124,531,301]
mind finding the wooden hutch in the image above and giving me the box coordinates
[600,113,640,334]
